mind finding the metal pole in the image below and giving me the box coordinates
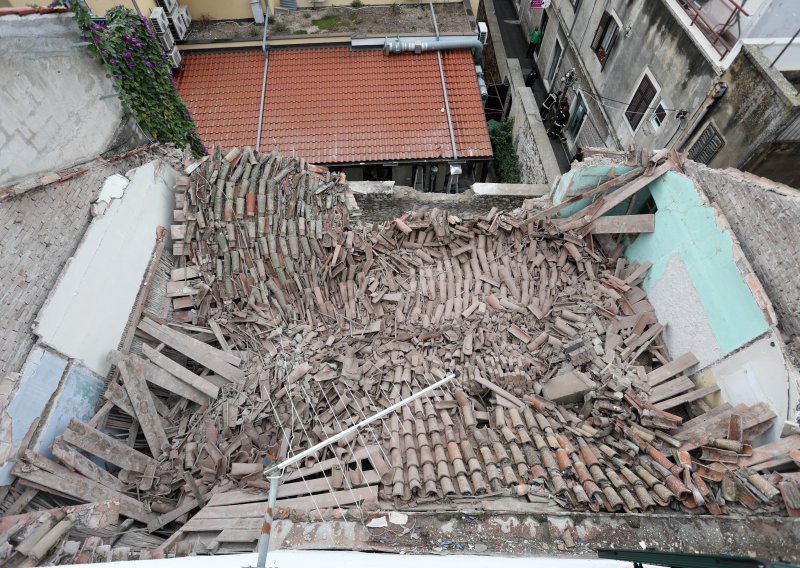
[770,26,800,68]
[263,372,457,476]
[255,474,281,568]
[253,372,457,566]
[255,0,270,151]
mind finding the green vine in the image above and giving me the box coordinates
[490,118,521,183]
[68,1,205,155]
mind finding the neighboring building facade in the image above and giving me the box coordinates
[516,0,799,184]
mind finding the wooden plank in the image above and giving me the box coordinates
[473,375,525,409]
[166,280,199,298]
[524,167,644,223]
[276,485,377,509]
[647,352,700,386]
[739,435,800,468]
[674,403,733,435]
[51,438,126,492]
[180,517,262,533]
[11,453,155,523]
[141,344,219,399]
[3,487,37,516]
[138,317,244,382]
[277,470,381,499]
[127,353,209,405]
[61,419,156,474]
[589,214,655,234]
[119,357,170,458]
[147,497,199,532]
[217,528,260,543]
[649,376,695,404]
[171,266,200,281]
[283,445,380,482]
[207,490,269,507]
[576,161,673,226]
[195,502,267,519]
[655,385,720,410]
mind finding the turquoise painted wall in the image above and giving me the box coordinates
[625,171,768,353]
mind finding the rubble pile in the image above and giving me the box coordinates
[2,147,799,563]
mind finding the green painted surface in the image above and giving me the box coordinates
[625,172,768,353]
[553,165,639,218]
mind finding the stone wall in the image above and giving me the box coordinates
[0,12,145,186]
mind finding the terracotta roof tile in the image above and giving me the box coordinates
[177,47,491,163]
[175,50,264,149]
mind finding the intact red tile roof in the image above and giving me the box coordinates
[176,47,492,163]
[175,50,264,149]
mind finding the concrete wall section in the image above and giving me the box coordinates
[34,161,177,377]
[625,171,770,357]
[704,45,800,172]
[696,330,799,442]
[0,13,137,186]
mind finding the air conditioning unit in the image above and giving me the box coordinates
[177,5,191,27]
[156,0,177,15]
[478,22,488,45]
[159,29,175,51]
[168,46,181,69]
[169,12,188,41]
[149,7,169,35]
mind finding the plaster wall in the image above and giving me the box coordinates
[0,13,143,186]
[34,161,177,377]
[625,171,770,356]
[704,45,800,171]
[529,0,720,152]
[33,363,106,460]
[696,331,800,442]
[0,346,67,485]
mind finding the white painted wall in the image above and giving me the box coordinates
[33,161,176,377]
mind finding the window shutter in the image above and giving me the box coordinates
[602,24,618,66]
[591,12,611,51]
[626,75,656,130]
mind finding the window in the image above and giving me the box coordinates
[591,11,619,68]
[568,95,588,138]
[649,101,667,130]
[625,75,658,130]
[688,123,725,164]
[546,38,563,85]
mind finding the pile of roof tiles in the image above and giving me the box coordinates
[4,146,800,563]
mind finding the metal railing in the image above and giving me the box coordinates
[676,0,749,59]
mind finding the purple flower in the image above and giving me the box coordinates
[113,73,123,80]
[111,59,118,66]
[145,61,153,68]
[123,50,132,59]
[127,60,135,67]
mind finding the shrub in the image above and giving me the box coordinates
[70,3,204,155]
[390,2,401,15]
[351,0,363,7]
[272,20,287,33]
[293,29,308,34]
[490,118,521,183]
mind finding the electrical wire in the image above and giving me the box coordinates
[575,87,686,117]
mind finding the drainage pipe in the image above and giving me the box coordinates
[255,0,270,151]
[428,0,458,165]
[384,37,484,64]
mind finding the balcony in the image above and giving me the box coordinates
[676,0,749,59]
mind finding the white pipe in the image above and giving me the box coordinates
[263,372,457,475]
